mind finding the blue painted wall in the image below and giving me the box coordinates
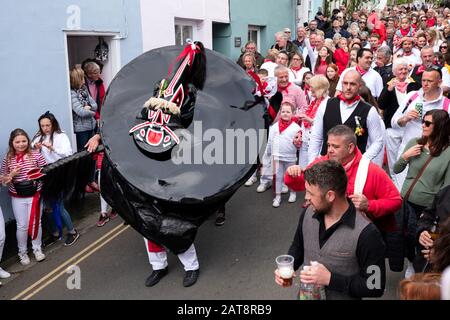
[214,0,296,61]
[0,0,143,222]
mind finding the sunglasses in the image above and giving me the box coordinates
[422,119,434,127]
[441,46,448,49]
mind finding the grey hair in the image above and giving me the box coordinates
[83,61,100,73]
[327,124,357,145]
[274,65,289,76]
[392,57,409,74]
[275,31,288,40]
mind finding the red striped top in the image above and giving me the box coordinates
[1,150,47,196]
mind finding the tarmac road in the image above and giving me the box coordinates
[0,183,404,300]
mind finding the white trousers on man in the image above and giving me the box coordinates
[11,197,42,254]
[144,239,199,271]
[386,127,407,191]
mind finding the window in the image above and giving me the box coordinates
[175,24,193,46]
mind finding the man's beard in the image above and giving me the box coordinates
[312,200,333,216]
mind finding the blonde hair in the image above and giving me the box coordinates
[308,75,329,99]
[265,48,279,62]
[70,67,85,90]
[83,61,100,74]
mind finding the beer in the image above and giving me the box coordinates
[279,266,294,286]
[430,216,440,241]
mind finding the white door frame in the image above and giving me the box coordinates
[63,31,121,148]
[248,25,261,52]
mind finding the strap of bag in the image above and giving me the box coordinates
[404,155,433,201]
[354,156,370,194]
[401,91,419,114]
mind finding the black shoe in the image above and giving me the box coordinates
[64,231,80,246]
[215,212,226,226]
[183,269,200,287]
[145,267,168,287]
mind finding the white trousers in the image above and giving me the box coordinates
[259,150,273,185]
[144,240,199,271]
[98,170,110,213]
[11,197,42,254]
[274,160,296,194]
[0,206,5,261]
[386,128,407,191]
[298,140,309,169]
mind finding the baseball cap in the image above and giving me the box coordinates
[283,28,291,33]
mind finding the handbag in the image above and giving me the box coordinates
[13,180,37,197]
[396,155,433,267]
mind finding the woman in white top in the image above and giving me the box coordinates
[289,52,310,87]
[32,112,80,247]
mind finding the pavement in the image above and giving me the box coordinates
[0,183,405,300]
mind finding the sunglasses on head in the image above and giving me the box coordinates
[422,119,433,127]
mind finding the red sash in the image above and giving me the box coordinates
[28,191,41,240]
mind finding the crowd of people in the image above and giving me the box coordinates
[0,60,118,286]
[1,3,450,298]
[237,3,450,299]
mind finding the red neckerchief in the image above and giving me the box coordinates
[395,81,408,93]
[402,51,413,56]
[279,118,294,134]
[15,152,26,163]
[291,66,302,72]
[303,84,311,104]
[355,65,368,76]
[303,98,323,129]
[399,27,411,37]
[278,82,292,94]
[342,154,357,171]
[264,59,272,63]
[416,65,426,75]
[338,93,361,105]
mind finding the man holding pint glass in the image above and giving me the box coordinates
[274,161,386,299]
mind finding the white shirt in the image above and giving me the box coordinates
[308,99,384,164]
[337,67,384,98]
[260,61,278,78]
[291,67,310,86]
[442,66,450,89]
[267,121,301,162]
[32,132,73,164]
[395,48,422,69]
[391,89,450,156]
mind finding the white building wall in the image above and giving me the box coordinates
[140,0,229,52]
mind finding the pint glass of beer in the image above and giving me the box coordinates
[276,255,295,286]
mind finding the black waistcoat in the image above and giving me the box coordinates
[321,97,371,155]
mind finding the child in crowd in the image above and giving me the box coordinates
[254,68,274,104]
[32,111,80,246]
[1,129,47,265]
[265,101,300,207]
[393,17,415,53]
